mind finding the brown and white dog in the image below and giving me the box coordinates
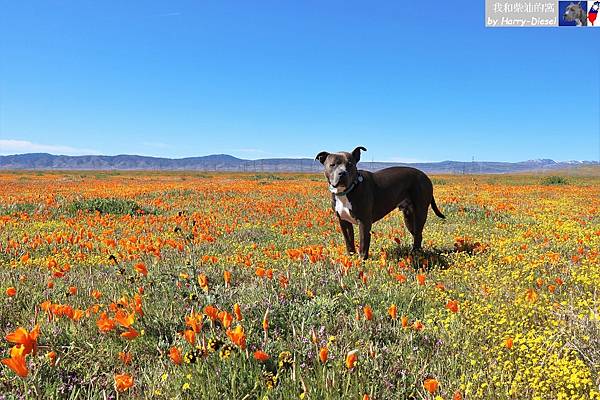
[316,146,445,259]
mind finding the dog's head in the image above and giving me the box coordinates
[564,2,583,20]
[315,146,366,192]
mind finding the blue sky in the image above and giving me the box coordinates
[0,1,598,162]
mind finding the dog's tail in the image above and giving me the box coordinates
[431,196,445,219]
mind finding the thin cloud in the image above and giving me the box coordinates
[0,139,100,156]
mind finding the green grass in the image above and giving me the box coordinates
[541,176,568,185]
[65,198,157,216]
[0,172,598,399]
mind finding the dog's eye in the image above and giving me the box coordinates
[329,163,335,168]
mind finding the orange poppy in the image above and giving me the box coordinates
[115,310,135,328]
[363,305,373,321]
[91,289,102,299]
[226,325,246,349]
[6,287,16,297]
[47,350,57,366]
[505,337,514,349]
[133,294,144,316]
[453,390,463,400]
[134,262,148,276]
[97,312,116,333]
[72,309,85,322]
[253,350,270,361]
[119,351,132,365]
[204,305,219,321]
[114,373,134,392]
[388,304,398,320]
[185,313,202,333]
[401,315,409,328]
[184,329,196,345]
[40,300,52,313]
[60,305,74,319]
[6,325,40,356]
[319,347,328,363]
[198,274,209,292]
[1,345,28,377]
[416,274,426,286]
[223,270,231,287]
[220,311,233,329]
[121,327,140,340]
[535,277,545,288]
[68,286,77,296]
[52,267,66,278]
[345,350,358,369]
[423,378,439,394]
[413,320,424,331]
[446,300,459,313]
[89,304,101,314]
[169,347,182,365]
[233,303,243,321]
[526,288,537,303]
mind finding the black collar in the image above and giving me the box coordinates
[329,174,363,196]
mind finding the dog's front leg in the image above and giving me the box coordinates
[338,218,356,255]
[358,220,372,259]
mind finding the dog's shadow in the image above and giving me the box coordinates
[385,239,486,271]
[384,244,454,271]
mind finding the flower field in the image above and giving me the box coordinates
[0,171,599,399]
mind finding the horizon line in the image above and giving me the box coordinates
[0,152,598,165]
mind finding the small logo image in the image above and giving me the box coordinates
[588,1,600,25]
[559,1,588,26]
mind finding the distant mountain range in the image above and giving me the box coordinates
[0,153,598,174]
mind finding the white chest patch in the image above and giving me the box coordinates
[335,195,358,224]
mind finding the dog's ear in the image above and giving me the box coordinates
[351,146,367,163]
[315,151,330,165]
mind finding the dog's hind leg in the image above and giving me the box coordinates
[413,207,428,251]
[400,200,418,250]
[403,206,427,252]
[402,209,417,248]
